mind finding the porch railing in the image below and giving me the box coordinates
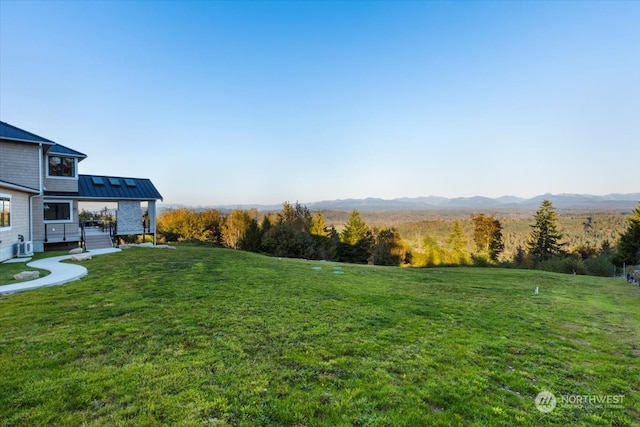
[79,221,117,248]
[44,223,77,243]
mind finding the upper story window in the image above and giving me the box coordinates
[48,156,77,178]
[0,195,10,229]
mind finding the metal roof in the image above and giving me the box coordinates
[75,174,163,201]
[0,179,40,193]
[1,122,86,159]
[0,121,56,145]
[1,122,162,201]
[48,143,87,159]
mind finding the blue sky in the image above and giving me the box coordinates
[1,1,638,206]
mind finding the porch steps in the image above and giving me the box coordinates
[84,234,113,251]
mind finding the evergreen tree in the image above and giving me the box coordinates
[371,227,405,266]
[261,223,298,257]
[339,210,372,263]
[278,201,311,232]
[310,212,330,237]
[260,215,273,234]
[309,212,336,260]
[614,204,640,265]
[341,210,369,245]
[239,218,262,252]
[513,245,527,267]
[471,213,504,261]
[527,200,564,261]
[325,226,340,261]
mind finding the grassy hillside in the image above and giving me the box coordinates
[1,246,638,426]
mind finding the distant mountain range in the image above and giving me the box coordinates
[160,193,640,212]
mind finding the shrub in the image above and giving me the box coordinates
[261,224,317,259]
[539,255,586,275]
[585,255,614,277]
[472,253,494,267]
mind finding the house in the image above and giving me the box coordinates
[0,121,162,262]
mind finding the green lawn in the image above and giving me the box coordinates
[0,246,638,426]
[0,251,59,284]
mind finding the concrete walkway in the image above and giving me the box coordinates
[0,248,121,294]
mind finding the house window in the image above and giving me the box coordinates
[44,201,72,222]
[48,156,76,178]
[0,195,10,229]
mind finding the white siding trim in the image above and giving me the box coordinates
[0,192,11,231]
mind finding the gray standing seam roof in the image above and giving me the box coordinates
[0,121,56,144]
[1,122,86,159]
[45,175,163,201]
[0,179,40,193]
[48,143,87,159]
[1,122,162,201]
[78,175,163,200]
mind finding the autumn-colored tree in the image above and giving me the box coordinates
[222,209,253,249]
[157,208,198,241]
[447,220,471,265]
[420,235,444,266]
[99,206,114,223]
[471,213,504,261]
[79,208,95,223]
[198,209,223,244]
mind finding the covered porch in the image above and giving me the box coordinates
[43,174,163,250]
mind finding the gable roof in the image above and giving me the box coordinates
[77,175,163,201]
[0,121,56,145]
[49,143,87,159]
[0,122,86,159]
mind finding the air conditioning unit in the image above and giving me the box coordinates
[17,241,34,257]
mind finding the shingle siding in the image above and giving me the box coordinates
[44,175,79,193]
[31,196,45,245]
[43,151,79,192]
[0,141,41,190]
[0,189,30,261]
[2,122,162,257]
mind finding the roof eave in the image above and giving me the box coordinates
[0,136,56,146]
[0,180,40,194]
[44,194,163,201]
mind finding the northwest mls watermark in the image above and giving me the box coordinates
[535,390,625,413]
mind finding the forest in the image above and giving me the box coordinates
[149,200,640,277]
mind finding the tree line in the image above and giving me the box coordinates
[157,202,406,265]
[155,200,640,276]
[393,212,627,261]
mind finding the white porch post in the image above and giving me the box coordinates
[148,200,157,245]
